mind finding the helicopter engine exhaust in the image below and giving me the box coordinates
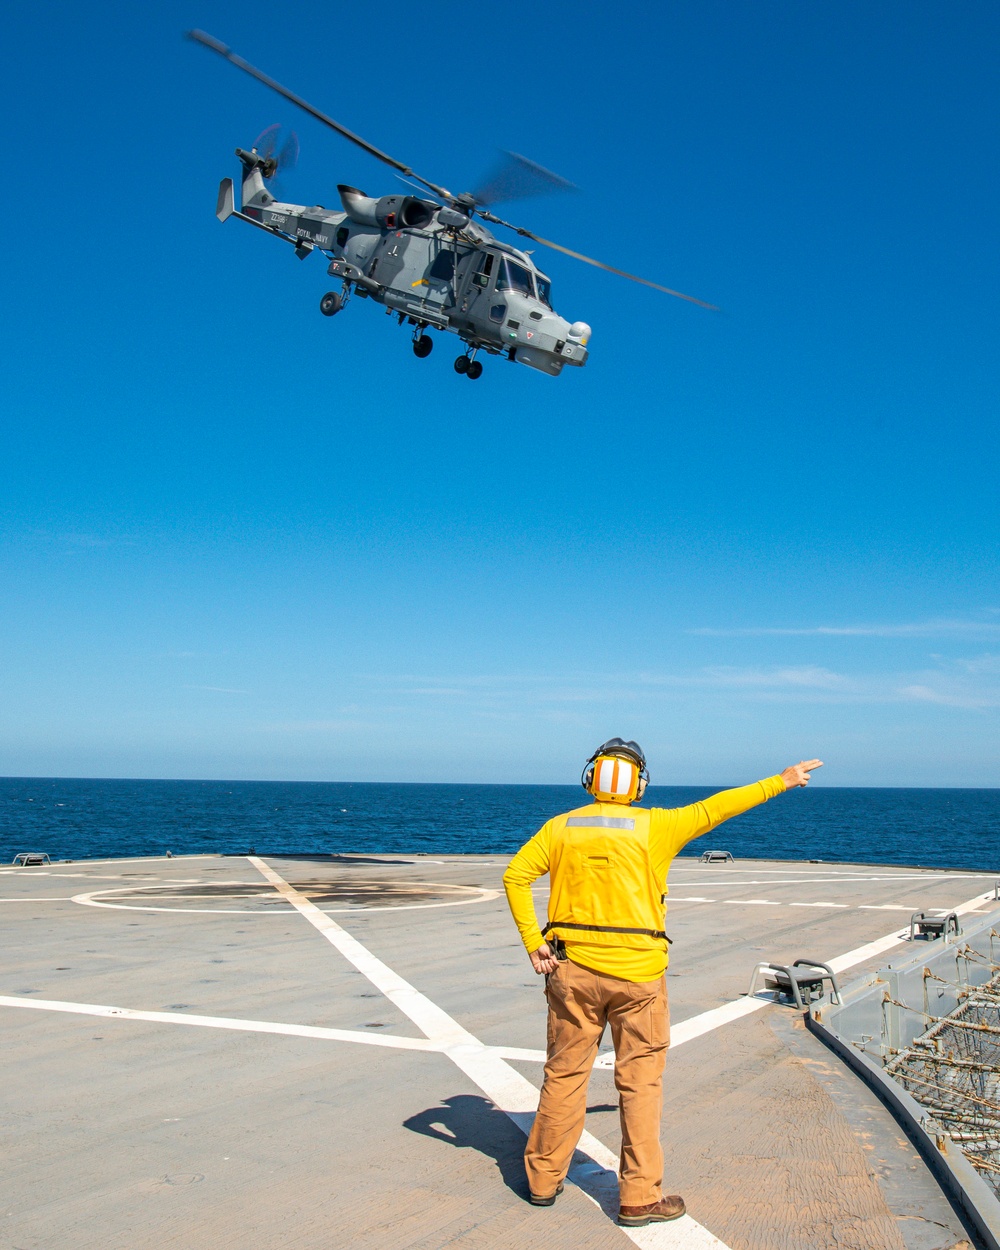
[337,185,436,230]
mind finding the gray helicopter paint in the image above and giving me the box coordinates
[225,158,589,376]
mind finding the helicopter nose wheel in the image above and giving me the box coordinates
[320,291,343,317]
[466,360,483,379]
[413,335,433,358]
[453,355,469,375]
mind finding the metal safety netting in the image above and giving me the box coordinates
[885,958,1000,1197]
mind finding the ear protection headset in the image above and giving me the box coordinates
[581,738,649,803]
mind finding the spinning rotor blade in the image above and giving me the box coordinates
[187,30,451,201]
[253,123,281,160]
[471,151,576,208]
[479,210,718,309]
[253,123,299,173]
[279,129,300,172]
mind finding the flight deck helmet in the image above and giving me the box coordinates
[582,738,649,804]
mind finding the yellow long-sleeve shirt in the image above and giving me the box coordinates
[502,776,786,982]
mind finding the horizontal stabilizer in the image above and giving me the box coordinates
[216,177,236,222]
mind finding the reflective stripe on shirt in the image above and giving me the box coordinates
[564,816,636,829]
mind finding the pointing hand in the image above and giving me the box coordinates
[780,759,824,789]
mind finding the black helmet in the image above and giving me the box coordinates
[581,738,649,792]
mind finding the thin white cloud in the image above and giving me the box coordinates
[392,687,470,697]
[359,657,1000,713]
[701,665,849,689]
[689,618,1000,639]
[184,685,249,695]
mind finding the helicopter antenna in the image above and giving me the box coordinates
[186,30,453,203]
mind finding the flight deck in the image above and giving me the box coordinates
[2,852,996,1250]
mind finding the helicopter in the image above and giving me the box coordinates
[188,30,716,380]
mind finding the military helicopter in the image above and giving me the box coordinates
[188,30,716,380]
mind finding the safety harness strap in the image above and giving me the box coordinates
[543,920,672,944]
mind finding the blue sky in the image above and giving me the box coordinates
[2,1,998,785]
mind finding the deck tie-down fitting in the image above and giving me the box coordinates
[700,849,734,863]
[910,910,961,942]
[748,958,842,1010]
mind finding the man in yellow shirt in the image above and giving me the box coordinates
[503,737,822,1227]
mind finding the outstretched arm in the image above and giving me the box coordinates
[653,759,825,863]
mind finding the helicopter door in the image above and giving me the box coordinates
[460,251,499,325]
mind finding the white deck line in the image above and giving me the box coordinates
[6,858,991,1244]
[0,994,571,1067]
[0,855,219,872]
[667,873,994,887]
[247,856,728,1249]
[0,996,440,1051]
[69,880,499,916]
[6,885,991,1079]
[593,884,997,1068]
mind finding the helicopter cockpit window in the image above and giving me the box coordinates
[472,252,495,289]
[496,258,534,298]
[535,275,552,308]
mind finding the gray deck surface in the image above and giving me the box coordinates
[2,852,994,1250]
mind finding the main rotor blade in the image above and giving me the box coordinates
[479,210,718,310]
[187,30,452,201]
[471,151,576,208]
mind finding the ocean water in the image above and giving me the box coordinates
[1,777,999,872]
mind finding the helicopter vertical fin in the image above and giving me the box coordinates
[240,161,271,209]
[216,178,236,222]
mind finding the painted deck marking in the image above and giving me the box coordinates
[0,991,548,1066]
[667,872,994,888]
[4,885,996,1083]
[590,886,999,1068]
[71,880,499,916]
[0,995,439,1051]
[248,856,728,1249]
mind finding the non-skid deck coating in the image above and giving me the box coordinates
[2,852,996,1250]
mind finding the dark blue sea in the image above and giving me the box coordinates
[1,778,999,872]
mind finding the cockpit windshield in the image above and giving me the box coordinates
[535,275,552,308]
[495,257,535,298]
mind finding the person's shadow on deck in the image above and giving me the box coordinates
[404,1094,622,1206]
[404,1095,532,1200]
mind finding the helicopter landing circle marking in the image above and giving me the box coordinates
[71,879,499,916]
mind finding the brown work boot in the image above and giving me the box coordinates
[529,1181,564,1207]
[619,1194,686,1226]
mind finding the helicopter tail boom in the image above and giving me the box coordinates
[215,176,306,253]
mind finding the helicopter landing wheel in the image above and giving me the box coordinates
[466,360,483,380]
[413,335,433,358]
[320,291,343,317]
[453,355,470,375]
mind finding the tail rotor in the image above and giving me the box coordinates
[252,123,299,192]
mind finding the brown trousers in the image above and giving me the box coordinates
[524,958,669,1206]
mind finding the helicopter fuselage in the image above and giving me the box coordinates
[220,153,590,377]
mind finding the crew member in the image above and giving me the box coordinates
[502,738,822,1227]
